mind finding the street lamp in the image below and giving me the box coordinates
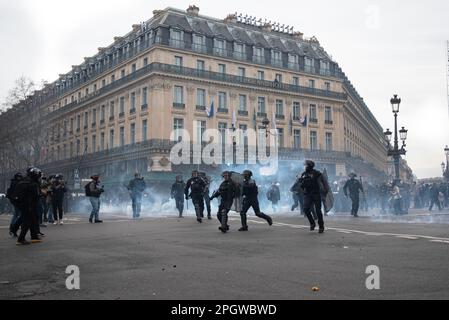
[384,128,392,144]
[444,145,449,181]
[442,162,446,174]
[386,94,407,185]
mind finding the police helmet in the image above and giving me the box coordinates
[26,167,42,179]
[14,172,23,180]
[242,170,253,178]
[221,171,231,178]
[304,160,315,169]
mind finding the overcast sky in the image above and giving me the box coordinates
[1,0,448,178]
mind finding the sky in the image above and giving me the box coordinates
[0,0,448,179]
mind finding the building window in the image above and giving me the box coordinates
[324,82,331,91]
[218,92,227,110]
[174,86,184,104]
[254,47,264,63]
[130,92,136,111]
[257,70,265,80]
[277,128,284,148]
[325,106,333,124]
[84,112,88,128]
[218,122,227,147]
[258,97,266,114]
[100,105,105,122]
[120,97,125,115]
[292,77,299,86]
[197,60,205,71]
[196,120,206,143]
[70,118,74,133]
[239,95,247,112]
[142,87,148,106]
[170,29,183,48]
[239,124,248,146]
[288,54,299,69]
[111,74,115,83]
[130,123,136,144]
[92,135,96,153]
[131,64,136,73]
[109,129,114,149]
[326,132,333,151]
[142,119,148,141]
[294,130,301,149]
[320,60,330,75]
[309,79,315,89]
[310,131,318,150]
[84,137,88,154]
[305,57,314,73]
[175,56,183,67]
[309,104,317,122]
[218,64,226,74]
[275,99,284,116]
[76,139,81,155]
[293,102,301,119]
[234,43,245,60]
[120,127,125,147]
[238,67,246,78]
[272,50,282,67]
[173,118,184,141]
[197,89,206,107]
[214,38,226,56]
[121,69,126,78]
[193,34,206,52]
[143,58,148,67]
[275,73,282,83]
[70,142,74,157]
[100,132,105,151]
[92,109,97,125]
[77,115,81,131]
[110,101,115,118]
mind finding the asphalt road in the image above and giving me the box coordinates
[1,209,449,300]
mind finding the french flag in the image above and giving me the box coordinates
[206,100,214,118]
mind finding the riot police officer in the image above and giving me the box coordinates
[200,173,212,220]
[299,160,327,233]
[127,173,146,218]
[343,173,364,217]
[15,167,43,245]
[239,170,273,231]
[171,175,186,218]
[185,170,207,223]
[210,171,237,233]
[290,175,304,214]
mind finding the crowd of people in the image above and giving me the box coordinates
[2,162,449,245]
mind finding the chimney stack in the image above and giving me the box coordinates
[293,31,304,40]
[186,5,200,16]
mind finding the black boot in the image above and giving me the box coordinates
[240,213,248,231]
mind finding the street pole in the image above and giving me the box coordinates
[393,112,400,185]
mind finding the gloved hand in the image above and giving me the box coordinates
[185,196,189,201]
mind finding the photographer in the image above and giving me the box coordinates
[85,174,104,223]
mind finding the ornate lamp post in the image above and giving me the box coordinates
[384,95,407,185]
[443,145,449,181]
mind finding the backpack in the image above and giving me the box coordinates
[84,182,92,197]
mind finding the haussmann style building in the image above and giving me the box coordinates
[0,5,389,192]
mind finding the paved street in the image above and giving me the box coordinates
[1,209,449,300]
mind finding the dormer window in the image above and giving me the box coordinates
[170,29,184,48]
[305,57,314,73]
[288,54,299,70]
[320,60,330,76]
[272,50,282,67]
[214,38,226,57]
[254,47,264,64]
[193,34,206,52]
[234,43,245,60]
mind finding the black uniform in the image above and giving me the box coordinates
[240,178,273,230]
[128,178,146,218]
[171,180,186,217]
[210,179,237,232]
[50,180,67,221]
[343,178,364,216]
[15,176,41,242]
[290,179,304,214]
[299,168,327,231]
[267,184,281,212]
[185,176,207,222]
[202,177,212,219]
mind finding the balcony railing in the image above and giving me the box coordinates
[275,114,285,120]
[46,62,347,121]
[173,102,185,109]
[196,105,206,111]
[217,108,228,114]
[130,108,136,115]
[309,118,318,123]
[325,120,334,125]
[141,104,148,111]
[238,110,248,116]
[257,112,267,118]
